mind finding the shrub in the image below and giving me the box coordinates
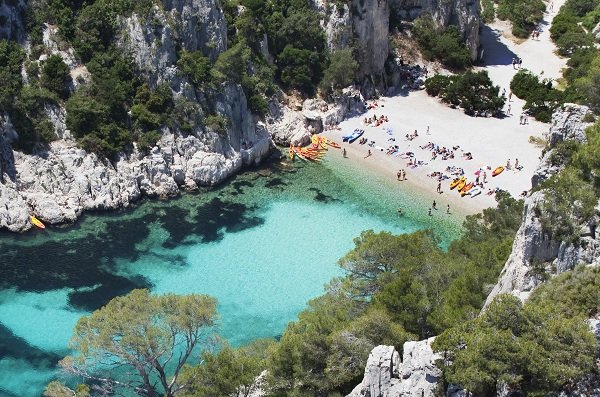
[496,0,545,38]
[425,71,505,116]
[413,17,472,70]
[320,49,359,94]
[40,54,72,100]
[424,74,452,96]
[177,50,212,87]
[136,130,162,152]
[204,114,229,136]
[510,70,563,122]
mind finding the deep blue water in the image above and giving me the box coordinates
[0,154,462,396]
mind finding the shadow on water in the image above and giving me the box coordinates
[193,198,264,243]
[479,24,519,66]
[0,323,62,368]
[308,187,340,203]
[264,177,287,189]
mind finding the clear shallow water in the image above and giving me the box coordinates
[0,154,462,397]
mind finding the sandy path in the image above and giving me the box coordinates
[323,0,566,215]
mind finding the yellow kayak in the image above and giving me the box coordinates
[456,180,467,192]
[450,177,465,190]
[31,216,45,229]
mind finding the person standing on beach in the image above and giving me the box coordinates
[483,171,487,183]
[515,158,520,169]
[428,208,432,216]
[364,150,372,159]
[447,204,450,214]
[343,148,347,158]
[397,170,402,181]
[402,170,406,180]
[508,91,513,102]
[437,182,441,193]
[432,200,437,210]
[507,104,512,115]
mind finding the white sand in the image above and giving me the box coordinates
[323,0,567,215]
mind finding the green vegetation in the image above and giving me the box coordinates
[413,16,472,70]
[262,193,523,395]
[434,294,596,395]
[425,71,505,116]
[320,49,359,94]
[510,70,563,122]
[550,0,599,56]
[496,0,546,38]
[58,289,217,397]
[480,0,496,23]
[40,54,71,100]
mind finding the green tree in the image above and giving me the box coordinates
[320,49,359,94]
[434,294,596,396]
[59,289,218,397]
[177,51,212,87]
[41,54,72,100]
[181,340,273,397]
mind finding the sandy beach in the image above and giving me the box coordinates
[323,0,566,216]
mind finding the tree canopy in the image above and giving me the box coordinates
[60,289,218,397]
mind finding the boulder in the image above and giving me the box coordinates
[347,338,441,397]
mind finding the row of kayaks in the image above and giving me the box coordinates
[449,177,481,197]
[289,135,341,161]
[449,166,505,198]
[342,129,364,143]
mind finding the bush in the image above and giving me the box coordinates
[136,130,162,152]
[40,54,72,100]
[496,0,546,38]
[510,70,563,122]
[204,114,229,136]
[425,71,505,116]
[320,49,359,94]
[177,50,212,87]
[434,294,596,396]
[413,16,472,70]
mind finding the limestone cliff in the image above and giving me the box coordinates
[485,104,596,306]
[0,0,272,232]
[390,0,480,60]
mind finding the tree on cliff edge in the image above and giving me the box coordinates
[58,289,218,397]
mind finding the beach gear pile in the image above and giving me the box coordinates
[289,135,341,162]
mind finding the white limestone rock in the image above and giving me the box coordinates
[548,103,592,146]
[347,339,441,397]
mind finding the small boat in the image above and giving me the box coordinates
[30,216,45,229]
[449,177,465,190]
[492,166,505,177]
[342,129,357,142]
[456,179,467,192]
[347,129,364,144]
[470,187,482,197]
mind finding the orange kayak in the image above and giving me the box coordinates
[460,182,474,196]
[325,140,341,149]
[456,180,467,192]
[492,166,505,177]
[31,216,45,229]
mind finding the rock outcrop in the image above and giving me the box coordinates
[347,338,441,397]
[390,0,480,60]
[0,0,26,42]
[352,0,390,78]
[485,104,597,306]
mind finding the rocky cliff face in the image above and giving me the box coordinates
[347,339,441,397]
[0,0,26,42]
[485,104,596,306]
[0,0,273,232]
[391,0,480,60]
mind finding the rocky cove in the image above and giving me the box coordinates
[1,0,600,395]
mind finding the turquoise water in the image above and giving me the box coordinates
[0,153,462,396]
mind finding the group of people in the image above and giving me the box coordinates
[511,57,523,69]
[364,114,389,127]
[519,113,530,125]
[397,169,407,181]
[405,129,419,141]
[420,141,460,161]
[506,158,522,171]
[531,29,541,40]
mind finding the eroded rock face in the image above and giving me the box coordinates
[485,104,598,306]
[352,0,390,77]
[0,0,26,42]
[391,0,480,60]
[347,339,441,397]
[117,0,227,87]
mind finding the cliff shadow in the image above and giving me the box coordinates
[478,25,519,67]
